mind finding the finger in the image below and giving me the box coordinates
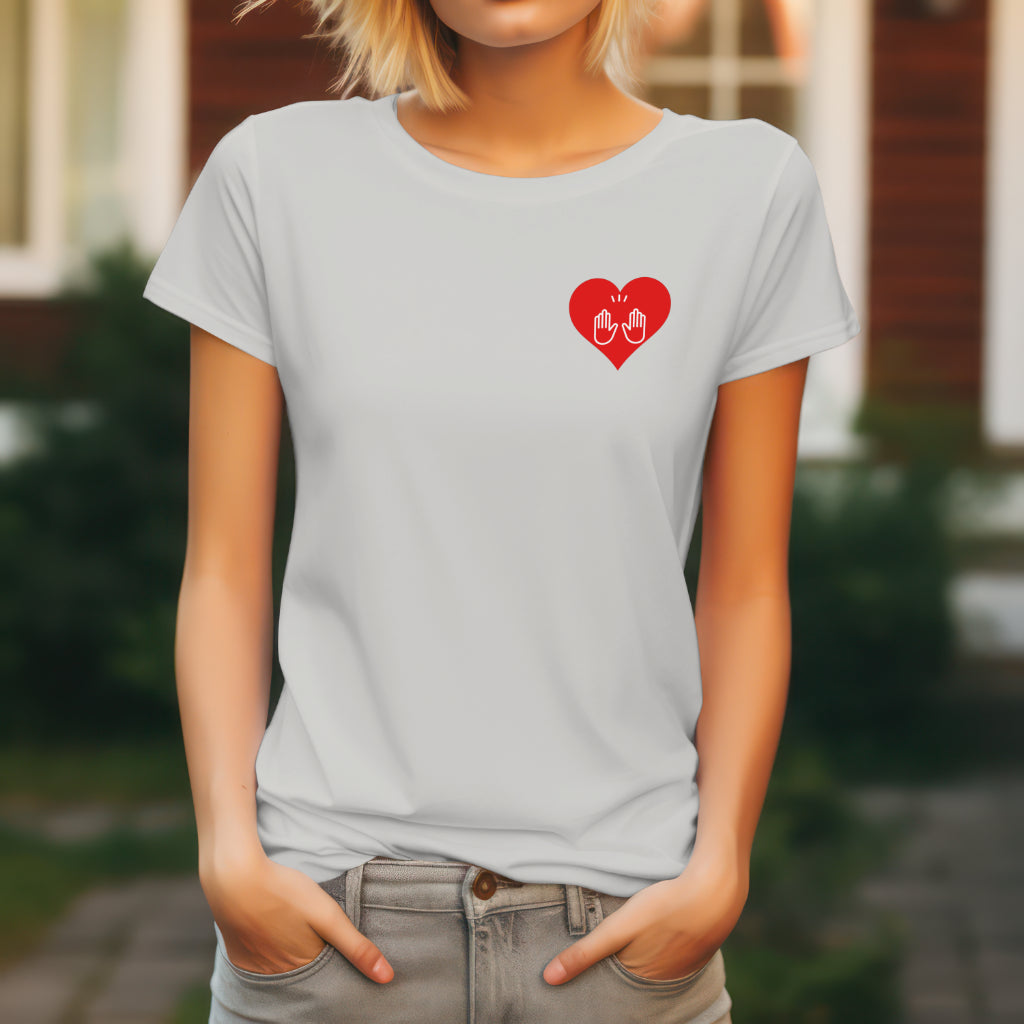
[309,894,394,984]
[543,921,632,986]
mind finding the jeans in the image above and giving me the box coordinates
[209,855,734,1023]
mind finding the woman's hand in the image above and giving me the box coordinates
[543,852,749,985]
[200,844,395,983]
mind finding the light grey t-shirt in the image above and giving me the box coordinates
[143,92,860,897]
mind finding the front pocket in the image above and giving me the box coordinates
[586,888,720,991]
[218,940,336,984]
[604,948,715,989]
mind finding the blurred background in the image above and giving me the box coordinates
[1,0,1022,1021]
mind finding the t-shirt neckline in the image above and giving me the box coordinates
[372,91,680,202]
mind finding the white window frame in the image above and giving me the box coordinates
[797,0,870,460]
[0,0,65,294]
[0,0,186,298]
[643,0,811,121]
[983,0,1024,448]
[642,0,871,459]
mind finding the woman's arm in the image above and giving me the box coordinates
[178,324,282,877]
[544,356,809,986]
[690,355,809,874]
[179,326,394,983]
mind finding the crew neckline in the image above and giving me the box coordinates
[372,91,684,202]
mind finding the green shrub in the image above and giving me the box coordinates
[787,456,956,769]
[0,242,187,739]
[0,241,296,740]
[685,398,960,779]
[723,743,906,1023]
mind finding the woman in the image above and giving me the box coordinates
[142,1,860,1021]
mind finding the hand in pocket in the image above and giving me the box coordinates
[612,934,716,983]
[543,856,747,986]
[201,848,395,982]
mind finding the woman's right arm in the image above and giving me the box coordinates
[178,325,394,983]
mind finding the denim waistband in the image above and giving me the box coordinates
[319,856,600,935]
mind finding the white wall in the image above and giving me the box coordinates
[797,0,871,460]
[983,0,1024,448]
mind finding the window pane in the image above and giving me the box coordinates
[645,83,712,120]
[741,0,778,57]
[739,85,796,133]
[0,0,29,247]
[65,0,130,253]
[655,0,712,57]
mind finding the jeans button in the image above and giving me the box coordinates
[472,870,497,899]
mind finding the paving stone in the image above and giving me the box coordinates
[903,1005,975,1024]
[84,952,214,1024]
[0,881,152,1023]
[0,875,215,1024]
[855,774,1024,1024]
[976,949,1024,1016]
[0,952,98,1024]
[80,878,215,1023]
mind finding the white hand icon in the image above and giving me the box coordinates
[621,307,646,345]
[593,308,618,346]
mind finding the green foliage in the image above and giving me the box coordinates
[685,397,960,780]
[0,240,297,740]
[0,241,188,740]
[723,744,906,1023]
[723,934,903,1024]
[787,457,956,766]
[747,745,898,933]
[0,738,191,803]
[0,818,197,968]
[170,981,212,1024]
[787,396,963,779]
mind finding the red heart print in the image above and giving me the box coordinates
[569,277,671,369]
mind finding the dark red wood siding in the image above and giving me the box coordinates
[0,0,350,383]
[2,0,997,427]
[869,0,988,411]
[189,0,357,173]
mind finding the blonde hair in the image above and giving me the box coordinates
[233,0,660,112]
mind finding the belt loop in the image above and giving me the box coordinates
[565,884,587,936]
[345,861,365,932]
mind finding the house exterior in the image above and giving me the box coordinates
[1,0,1020,655]
[3,0,1019,460]
[2,0,1021,534]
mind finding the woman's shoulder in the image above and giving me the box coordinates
[666,110,796,164]
[247,94,383,146]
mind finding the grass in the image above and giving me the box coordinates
[0,737,197,970]
[0,737,191,805]
[170,980,212,1024]
[0,820,198,969]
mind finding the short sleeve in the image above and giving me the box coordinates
[142,114,276,367]
[717,139,860,385]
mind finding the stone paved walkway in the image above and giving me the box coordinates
[853,771,1024,1024]
[0,875,214,1024]
[0,775,1022,1022]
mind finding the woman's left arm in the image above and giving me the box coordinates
[544,356,810,985]
[689,353,810,884]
